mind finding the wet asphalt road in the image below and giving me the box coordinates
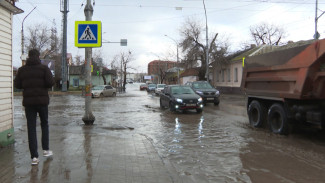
[12,83,325,183]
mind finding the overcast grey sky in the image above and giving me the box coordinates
[12,0,325,72]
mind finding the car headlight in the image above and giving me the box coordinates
[176,98,183,103]
[196,91,203,95]
[198,97,203,102]
[215,90,220,96]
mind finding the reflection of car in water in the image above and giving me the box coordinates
[186,81,220,105]
[160,85,203,113]
[91,85,116,98]
[147,84,157,92]
[155,84,166,95]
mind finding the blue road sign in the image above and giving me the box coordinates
[75,21,102,47]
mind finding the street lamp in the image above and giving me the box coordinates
[203,0,209,81]
[21,7,36,66]
[164,34,179,84]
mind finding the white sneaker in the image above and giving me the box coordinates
[31,157,39,165]
[43,150,53,157]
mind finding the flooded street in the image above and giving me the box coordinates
[11,83,325,183]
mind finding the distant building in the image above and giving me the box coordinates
[179,68,200,85]
[0,0,23,147]
[148,60,176,83]
[69,62,117,88]
[148,60,176,75]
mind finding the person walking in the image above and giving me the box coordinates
[14,49,55,165]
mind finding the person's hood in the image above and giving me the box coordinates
[26,57,41,66]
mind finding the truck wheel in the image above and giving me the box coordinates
[268,103,289,135]
[248,100,266,127]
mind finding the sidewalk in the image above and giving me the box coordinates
[0,117,188,183]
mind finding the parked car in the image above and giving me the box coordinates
[139,84,147,91]
[91,85,116,98]
[147,83,157,92]
[160,85,203,113]
[185,81,220,105]
[155,84,166,95]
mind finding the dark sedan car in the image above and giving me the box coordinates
[139,84,147,91]
[160,85,204,113]
[185,81,220,105]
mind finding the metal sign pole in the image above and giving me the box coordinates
[61,0,68,92]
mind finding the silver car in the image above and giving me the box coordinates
[91,85,116,98]
[155,84,166,95]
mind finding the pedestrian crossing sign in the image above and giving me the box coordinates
[75,21,102,47]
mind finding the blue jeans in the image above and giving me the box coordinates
[25,105,49,159]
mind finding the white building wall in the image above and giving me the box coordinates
[213,61,243,88]
[0,6,13,132]
[182,76,197,85]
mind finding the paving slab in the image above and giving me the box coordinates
[0,117,187,183]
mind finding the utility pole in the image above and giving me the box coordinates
[315,0,324,40]
[82,0,95,125]
[203,0,209,82]
[60,0,69,91]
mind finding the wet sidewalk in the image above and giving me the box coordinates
[1,92,247,183]
[0,117,186,183]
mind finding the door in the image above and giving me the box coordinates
[161,87,171,107]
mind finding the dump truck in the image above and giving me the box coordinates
[241,39,325,134]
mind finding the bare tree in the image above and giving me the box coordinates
[179,17,229,80]
[73,54,84,66]
[25,21,61,59]
[250,22,286,46]
[111,51,135,92]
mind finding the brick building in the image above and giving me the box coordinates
[148,60,176,75]
[147,60,176,83]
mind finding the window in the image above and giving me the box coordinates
[227,69,231,82]
[234,68,238,82]
[73,79,79,87]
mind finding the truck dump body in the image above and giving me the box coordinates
[242,39,325,100]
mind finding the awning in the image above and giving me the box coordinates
[0,0,24,14]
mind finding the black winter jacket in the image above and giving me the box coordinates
[14,58,54,106]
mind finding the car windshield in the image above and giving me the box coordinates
[171,86,195,94]
[148,84,156,87]
[192,82,214,89]
[157,84,165,89]
[92,86,105,90]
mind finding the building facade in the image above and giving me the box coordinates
[69,65,116,88]
[211,44,282,94]
[0,0,23,147]
[148,60,176,84]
